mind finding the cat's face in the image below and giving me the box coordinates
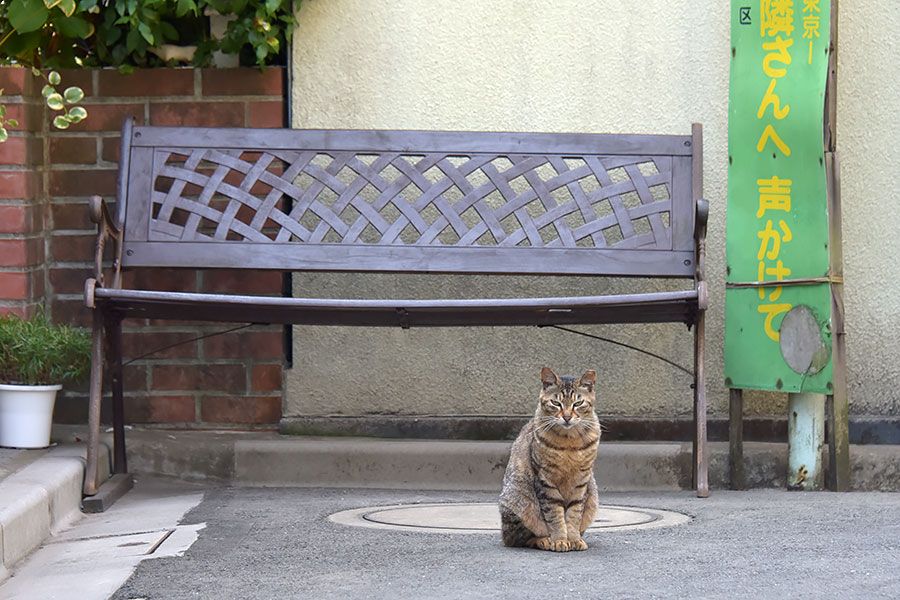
[538,367,597,431]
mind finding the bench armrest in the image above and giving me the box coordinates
[86,195,123,300]
[694,198,709,310]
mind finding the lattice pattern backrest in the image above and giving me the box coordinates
[121,125,698,275]
[147,147,675,250]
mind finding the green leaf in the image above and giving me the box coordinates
[160,21,178,42]
[0,128,8,143]
[51,14,94,38]
[9,0,50,34]
[52,115,70,129]
[67,106,87,122]
[42,84,55,98]
[63,86,84,103]
[125,29,142,54]
[0,105,5,118]
[175,0,197,18]
[55,0,77,17]
[265,0,281,13]
[137,21,154,45]
[6,119,19,128]
[46,92,65,110]
[48,70,61,85]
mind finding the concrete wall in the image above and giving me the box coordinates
[836,4,900,418]
[287,1,898,425]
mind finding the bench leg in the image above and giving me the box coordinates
[692,311,709,498]
[105,314,127,475]
[84,310,104,496]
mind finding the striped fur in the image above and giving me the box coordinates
[499,368,600,552]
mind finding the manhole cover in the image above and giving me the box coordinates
[329,503,690,534]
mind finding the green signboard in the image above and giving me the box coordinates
[725,0,833,393]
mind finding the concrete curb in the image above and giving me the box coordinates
[0,443,110,583]
[118,428,900,493]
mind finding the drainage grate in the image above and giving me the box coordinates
[329,502,691,534]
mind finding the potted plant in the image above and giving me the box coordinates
[0,310,91,448]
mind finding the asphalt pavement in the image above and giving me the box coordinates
[93,482,900,600]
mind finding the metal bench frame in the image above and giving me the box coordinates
[84,118,710,497]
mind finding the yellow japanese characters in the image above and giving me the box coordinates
[803,0,821,64]
[756,0,795,341]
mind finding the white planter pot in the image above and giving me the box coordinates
[0,383,61,449]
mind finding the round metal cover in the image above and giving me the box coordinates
[329,502,691,534]
[779,305,830,375]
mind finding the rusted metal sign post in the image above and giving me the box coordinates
[726,0,848,490]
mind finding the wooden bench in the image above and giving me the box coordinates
[83,118,710,497]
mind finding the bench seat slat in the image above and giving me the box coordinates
[93,287,698,327]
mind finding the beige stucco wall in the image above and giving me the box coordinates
[287,1,898,423]
[835,4,900,417]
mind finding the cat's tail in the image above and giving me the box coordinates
[500,506,535,548]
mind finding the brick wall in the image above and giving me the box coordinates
[0,66,287,430]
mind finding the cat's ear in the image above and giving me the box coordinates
[578,370,596,392]
[541,367,559,390]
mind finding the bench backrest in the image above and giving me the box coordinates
[117,119,702,277]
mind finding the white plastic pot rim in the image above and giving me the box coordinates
[0,383,63,392]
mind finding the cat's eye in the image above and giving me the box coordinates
[550,400,562,408]
[573,400,584,408]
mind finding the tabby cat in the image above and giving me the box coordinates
[499,367,600,552]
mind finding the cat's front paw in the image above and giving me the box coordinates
[528,537,574,552]
[568,538,588,551]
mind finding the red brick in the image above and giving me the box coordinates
[0,171,38,199]
[0,136,43,167]
[247,101,285,128]
[49,69,95,96]
[203,330,283,360]
[200,395,281,424]
[123,364,148,391]
[51,233,95,262]
[149,102,245,127]
[0,205,27,233]
[126,395,196,423]
[152,363,245,391]
[251,364,282,392]
[49,169,117,197]
[0,66,32,95]
[52,201,93,230]
[98,68,194,97]
[68,103,145,132]
[202,269,282,294]
[2,104,44,133]
[201,67,284,96]
[0,240,26,267]
[30,269,44,298]
[0,305,30,319]
[49,137,97,165]
[123,331,198,360]
[0,238,42,267]
[122,268,198,292]
[0,138,25,166]
[101,136,121,163]
[0,272,28,300]
[50,266,91,294]
[50,298,91,327]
